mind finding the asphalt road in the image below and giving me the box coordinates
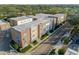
[31,22,72,55]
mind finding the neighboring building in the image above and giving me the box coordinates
[46,15,58,30]
[0,20,11,38]
[35,13,57,30]
[35,13,67,29]
[0,20,10,30]
[54,14,67,25]
[8,16,33,26]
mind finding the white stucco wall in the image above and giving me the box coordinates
[17,18,33,25]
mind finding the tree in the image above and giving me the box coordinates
[58,47,66,55]
[68,15,79,37]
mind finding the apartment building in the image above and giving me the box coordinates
[11,21,39,48]
[36,13,67,25]
[0,20,10,30]
[8,16,33,26]
[11,13,67,48]
[34,13,67,29]
[11,19,51,48]
[35,13,58,30]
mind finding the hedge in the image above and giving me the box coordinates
[32,40,38,45]
[41,33,48,40]
[20,45,32,53]
[10,40,19,50]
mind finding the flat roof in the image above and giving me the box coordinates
[36,13,53,18]
[12,19,49,32]
[55,14,65,17]
[9,16,33,21]
[0,20,9,25]
[35,13,60,19]
[27,15,36,18]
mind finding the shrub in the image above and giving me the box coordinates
[63,37,70,45]
[49,29,53,33]
[58,48,66,55]
[32,40,38,45]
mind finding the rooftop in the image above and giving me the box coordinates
[27,15,36,18]
[12,19,49,32]
[55,14,65,17]
[0,20,9,25]
[9,16,33,21]
[35,13,62,19]
[35,13,53,18]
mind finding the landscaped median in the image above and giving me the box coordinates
[19,45,32,53]
[41,33,49,40]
